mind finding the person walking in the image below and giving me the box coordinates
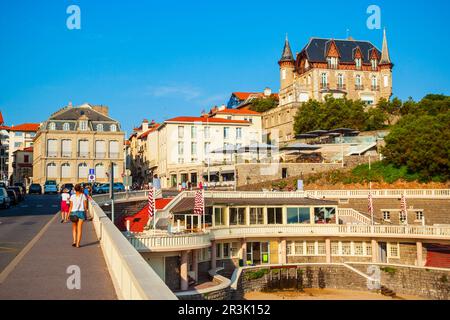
[68,184,89,248]
[152,174,161,191]
[60,188,70,223]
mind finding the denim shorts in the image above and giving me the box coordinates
[70,211,86,221]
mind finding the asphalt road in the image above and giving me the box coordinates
[0,194,60,273]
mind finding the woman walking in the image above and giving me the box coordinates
[68,184,89,248]
[60,188,70,223]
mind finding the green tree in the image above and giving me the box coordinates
[248,97,278,113]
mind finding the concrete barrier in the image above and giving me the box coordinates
[89,199,177,300]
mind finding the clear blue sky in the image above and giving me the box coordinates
[1,0,449,133]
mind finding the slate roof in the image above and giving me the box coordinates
[49,104,114,122]
[301,38,381,64]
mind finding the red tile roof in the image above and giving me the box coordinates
[138,124,160,139]
[233,92,279,100]
[23,147,33,152]
[214,108,261,115]
[165,116,250,124]
[118,198,174,232]
[8,123,40,132]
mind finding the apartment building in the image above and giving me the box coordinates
[12,147,33,185]
[156,114,262,188]
[32,103,125,185]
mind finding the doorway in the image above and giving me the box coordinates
[282,168,288,179]
[246,242,270,265]
[379,242,387,263]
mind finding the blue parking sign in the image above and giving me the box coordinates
[89,169,95,175]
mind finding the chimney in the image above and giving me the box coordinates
[264,87,272,96]
[92,105,109,116]
[142,119,149,132]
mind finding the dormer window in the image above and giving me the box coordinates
[48,122,56,130]
[355,58,362,70]
[371,59,378,71]
[63,123,70,131]
[79,121,88,131]
[110,124,117,132]
[96,124,104,132]
[327,57,338,69]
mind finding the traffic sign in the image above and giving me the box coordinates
[88,174,96,182]
[89,169,95,175]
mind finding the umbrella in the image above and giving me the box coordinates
[211,144,240,155]
[306,130,330,136]
[238,143,278,161]
[328,128,358,135]
[280,142,321,151]
[296,133,319,139]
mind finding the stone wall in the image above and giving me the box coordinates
[233,264,369,300]
[338,198,450,225]
[236,163,342,187]
[348,263,450,300]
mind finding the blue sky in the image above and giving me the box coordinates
[0,0,449,133]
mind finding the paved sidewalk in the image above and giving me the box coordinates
[0,216,117,300]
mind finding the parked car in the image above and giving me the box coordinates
[8,186,24,202]
[7,189,19,205]
[44,180,58,195]
[28,183,42,195]
[60,183,74,194]
[93,183,125,194]
[0,187,11,209]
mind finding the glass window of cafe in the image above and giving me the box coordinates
[267,207,282,224]
[229,207,246,225]
[313,207,336,224]
[287,207,311,224]
[249,207,264,225]
[214,207,226,226]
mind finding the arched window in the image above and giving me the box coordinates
[61,163,71,178]
[48,122,56,130]
[78,163,88,179]
[46,163,57,178]
[96,124,103,132]
[110,124,117,132]
[95,163,105,179]
[63,123,70,131]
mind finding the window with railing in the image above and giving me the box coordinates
[320,73,329,89]
[214,207,225,226]
[47,139,58,157]
[337,74,346,90]
[355,75,363,90]
[371,76,379,91]
[61,139,72,157]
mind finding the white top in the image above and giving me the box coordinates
[61,193,70,202]
[70,193,87,212]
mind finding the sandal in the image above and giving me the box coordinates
[72,243,76,247]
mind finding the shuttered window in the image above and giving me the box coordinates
[96,140,106,158]
[79,140,89,157]
[78,163,88,179]
[109,141,119,158]
[47,139,57,157]
[47,163,57,178]
[95,163,105,179]
[61,163,71,178]
[61,140,72,157]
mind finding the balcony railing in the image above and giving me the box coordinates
[127,224,450,251]
[109,152,121,159]
[62,152,72,158]
[78,152,90,158]
[371,85,380,91]
[337,84,347,90]
[355,85,364,90]
[47,151,58,158]
[305,189,450,199]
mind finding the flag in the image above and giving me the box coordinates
[368,192,374,225]
[400,193,408,224]
[193,189,204,215]
[148,186,155,218]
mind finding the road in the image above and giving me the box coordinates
[0,194,60,273]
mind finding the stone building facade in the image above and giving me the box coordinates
[33,103,125,185]
[264,30,394,143]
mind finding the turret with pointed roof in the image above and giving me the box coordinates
[380,28,391,65]
[279,34,294,64]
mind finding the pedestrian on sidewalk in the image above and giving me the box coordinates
[68,184,89,248]
[60,188,70,223]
